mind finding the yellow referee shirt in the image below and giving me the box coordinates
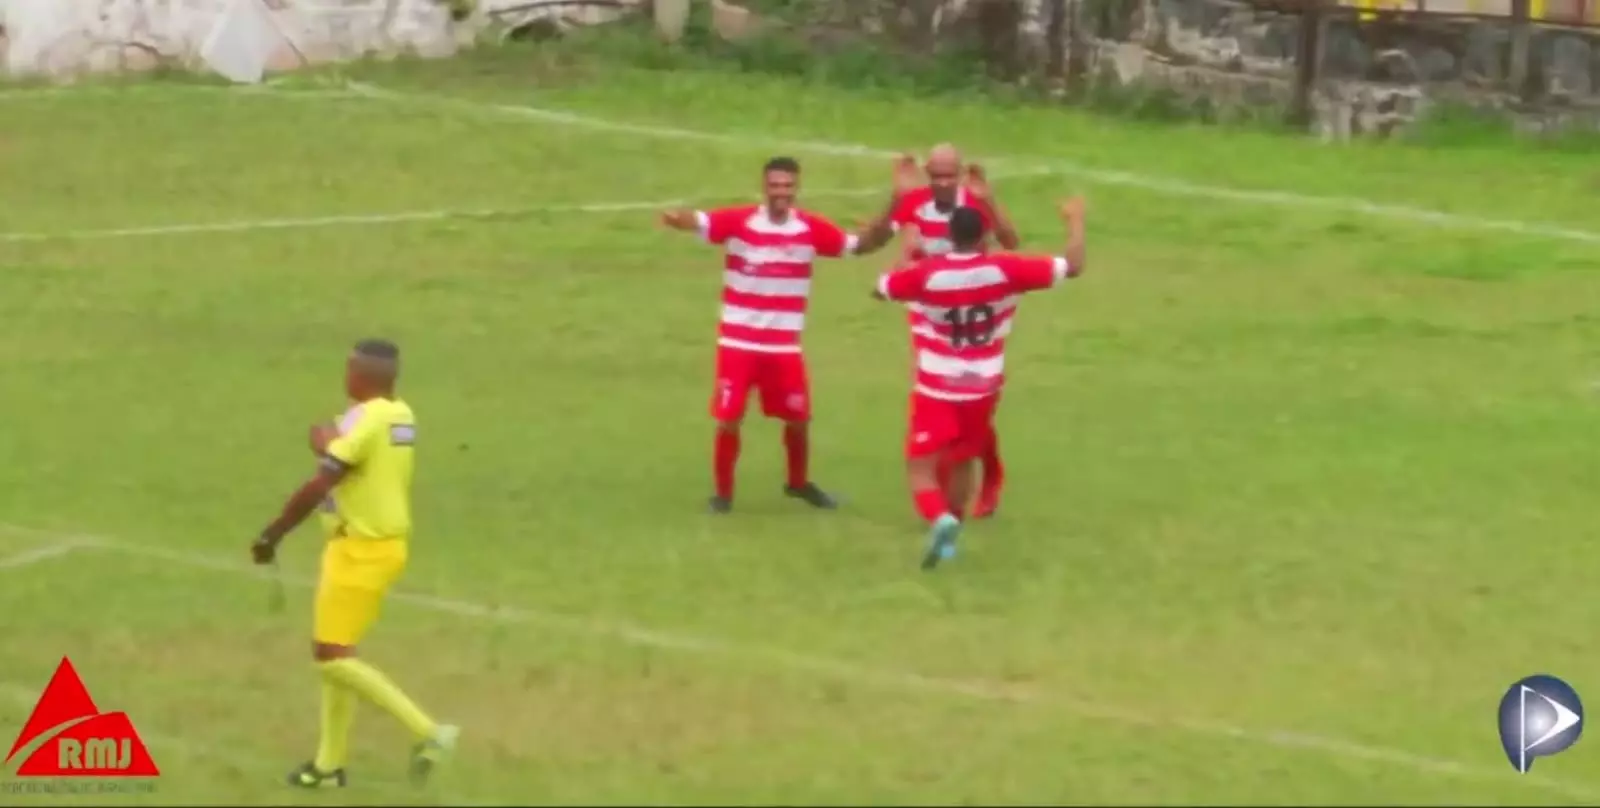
[321,398,415,541]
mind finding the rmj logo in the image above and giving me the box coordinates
[4,657,159,784]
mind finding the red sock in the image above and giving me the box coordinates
[782,424,808,489]
[979,443,1004,499]
[714,430,741,499]
[912,488,950,523]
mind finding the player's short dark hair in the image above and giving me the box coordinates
[763,156,801,176]
[949,206,987,248]
[353,338,400,362]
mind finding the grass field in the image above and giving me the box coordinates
[2,49,1600,805]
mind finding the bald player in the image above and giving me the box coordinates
[250,339,458,790]
[885,145,1020,519]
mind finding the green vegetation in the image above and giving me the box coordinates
[1405,99,1600,152]
[544,5,1006,98]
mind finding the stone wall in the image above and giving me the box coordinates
[715,0,1600,134]
[1086,0,1600,136]
[1139,0,1600,96]
[735,0,1600,135]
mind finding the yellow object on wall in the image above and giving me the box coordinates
[1349,0,1412,21]
[1340,0,1589,20]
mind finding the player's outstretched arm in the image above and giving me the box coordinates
[851,197,902,257]
[250,461,347,564]
[893,152,921,196]
[872,265,922,302]
[965,164,1021,249]
[850,153,923,257]
[660,208,700,233]
[1060,196,1087,276]
[852,215,898,256]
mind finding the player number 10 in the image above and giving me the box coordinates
[944,304,997,348]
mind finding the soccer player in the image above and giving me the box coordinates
[660,156,897,514]
[248,339,458,789]
[872,199,1087,569]
[886,144,1021,520]
[889,144,1021,264]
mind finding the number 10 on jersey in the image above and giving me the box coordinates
[944,304,997,348]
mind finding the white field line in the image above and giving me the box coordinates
[7,80,1600,245]
[0,199,690,243]
[0,524,1591,800]
[345,81,1600,246]
[0,168,1057,243]
[0,542,84,571]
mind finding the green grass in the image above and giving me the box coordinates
[2,50,1599,804]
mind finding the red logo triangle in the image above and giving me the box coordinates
[5,658,98,764]
[4,657,159,777]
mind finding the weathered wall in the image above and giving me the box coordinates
[1134,0,1600,96]
[838,0,1600,136]
[731,0,1600,135]
[1106,0,1600,135]
[1,0,441,77]
[0,0,640,80]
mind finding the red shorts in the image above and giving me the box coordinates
[711,347,810,422]
[905,393,998,461]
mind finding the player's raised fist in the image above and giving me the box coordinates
[963,164,991,200]
[660,209,698,231]
[893,153,920,195]
[1059,197,1086,220]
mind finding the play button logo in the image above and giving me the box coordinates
[1499,674,1584,773]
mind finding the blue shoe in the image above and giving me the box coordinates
[920,514,962,570]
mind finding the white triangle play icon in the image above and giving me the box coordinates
[1527,686,1582,751]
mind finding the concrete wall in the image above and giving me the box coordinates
[1076,0,1600,136]
[0,0,640,80]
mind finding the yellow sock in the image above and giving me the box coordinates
[320,658,438,740]
[313,678,356,772]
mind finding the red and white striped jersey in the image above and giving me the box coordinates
[888,186,1000,344]
[889,186,996,261]
[697,205,858,354]
[877,252,1074,401]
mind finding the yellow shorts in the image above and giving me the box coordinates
[313,537,408,646]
